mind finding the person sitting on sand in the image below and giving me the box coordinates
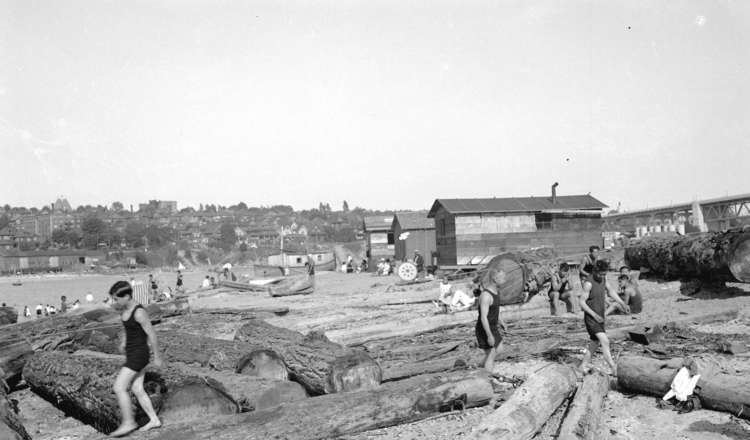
[435,277,476,313]
[547,263,578,315]
[108,281,164,437]
[607,274,642,315]
[201,275,211,289]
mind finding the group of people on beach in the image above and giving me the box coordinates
[471,244,644,377]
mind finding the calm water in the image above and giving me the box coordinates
[0,270,211,319]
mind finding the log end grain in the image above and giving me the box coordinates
[326,351,383,393]
[728,233,750,283]
[236,350,289,380]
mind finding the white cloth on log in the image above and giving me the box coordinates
[662,367,700,402]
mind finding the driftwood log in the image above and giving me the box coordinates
[22,351,238,434]
[617,355,750,420]
[235,320,382,395]
[558,372,609,440]
[624,229,750,282]
[144,371,493,440]
[0,338,33,386]
[1,384,30,440]
[470,363,577,440]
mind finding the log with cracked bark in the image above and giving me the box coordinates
[624,229,750,282]
[234,320,382,395]
[557,372,609,440]
[22,351,238,434]
[469,363,578,440]
[1,384,31,440]
[617,355,750,420]
[139,371,493,440]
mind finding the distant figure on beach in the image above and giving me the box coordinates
[48,305,57,315]
[210,276,216,288]
[108,280,163,437]
[35,304,43,318]
[475,267,508,373]
[23,305,31,318]
[607,267,643,315]
[148,274,158,300]
[175,270,184,292]
[71,299,80,310]
[201,275,211,289]
[413,250,424,276]
[43,305,50,316]
[435,277,475,313]
[60,296,68,313]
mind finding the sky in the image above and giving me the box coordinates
[1,0,748,213]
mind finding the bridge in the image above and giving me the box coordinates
[603,193,750,234]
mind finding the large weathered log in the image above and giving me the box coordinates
[22,351,238,434]
[143,371,493,440]
[470,363,577,440]
[617,355,750,420]
[235,320,382,395]
[558,372,609,440]
[624,229,750,282]
[479,248,558,305]
[1,385,31,440]
[162,363,306,412]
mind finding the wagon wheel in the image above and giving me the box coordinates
[397,262,418,281]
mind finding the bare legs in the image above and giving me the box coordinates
[581,333,616,376]
[110,367,161,437]
[482,341,503,373]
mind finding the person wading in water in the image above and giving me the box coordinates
[108,281,164,437]
[475,267,508,373]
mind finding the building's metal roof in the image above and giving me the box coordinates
[428,195,608,218]
[392,212,434,230]
[363,215,394,232]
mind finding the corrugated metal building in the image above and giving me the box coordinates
[363,215,394,268]
[391,212,436,264]
[427,194,607,266]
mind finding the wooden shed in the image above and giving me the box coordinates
[427,194,607,267]
[392,212,436,264]
[363,215,394,268]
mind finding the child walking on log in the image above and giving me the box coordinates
[475,267,508,373]
[579,260,629,376]
[108,281,164,437]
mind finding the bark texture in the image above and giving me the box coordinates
[624,230,750,282]
[22,351,238,434]
[235,320,382,395]
[558,372,609,440]
[469,363,578,440]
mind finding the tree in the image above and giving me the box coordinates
[342,201,349,213]
[124,221,146,248]
[81,215,108,248]
[219,222,237,251]
[111,201,124,211]
[0,214,10,230]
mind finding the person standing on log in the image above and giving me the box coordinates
[475,267,508,373]
[108,281,164,437]
[579,245,600,288]
[579,260,627,376]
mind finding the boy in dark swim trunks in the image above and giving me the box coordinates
[108,281,164,437]
[475,267,508,373]
[579,261,628,376]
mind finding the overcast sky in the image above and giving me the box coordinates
[1,0,748,212]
